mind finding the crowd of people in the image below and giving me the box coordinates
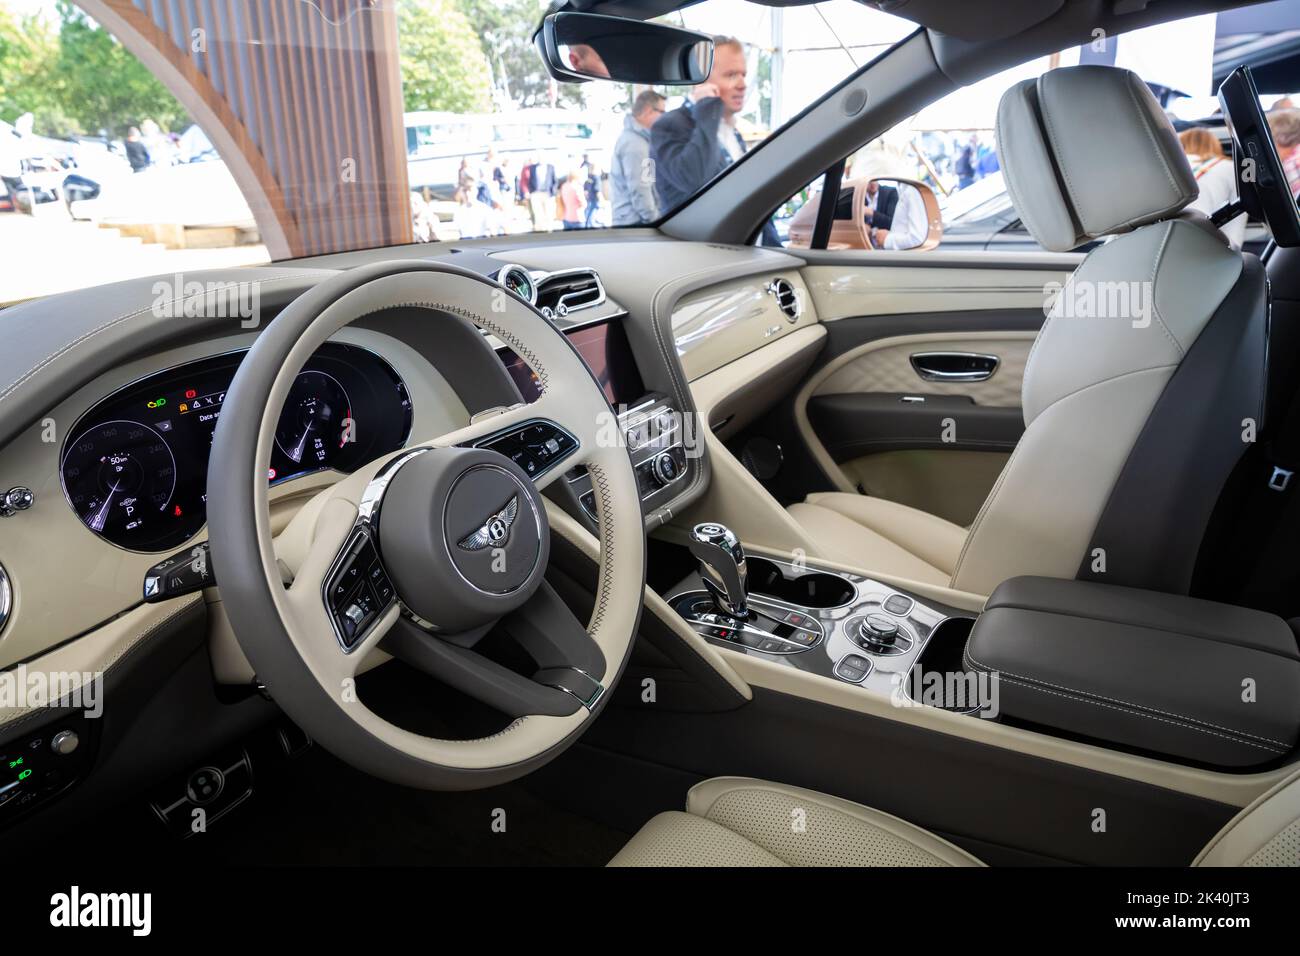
[431,36,781,242]
[430,148,614,240]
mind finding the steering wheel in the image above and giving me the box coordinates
[207,261,645,789]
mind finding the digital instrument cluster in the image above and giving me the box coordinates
[60,343,413,552]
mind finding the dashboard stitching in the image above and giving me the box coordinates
[0,594,202,733]
[585,461,616,636]
[646,253,797,511]
[0,274,309,407]
[357,301,552,394]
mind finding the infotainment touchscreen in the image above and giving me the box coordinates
[499,318,646,406]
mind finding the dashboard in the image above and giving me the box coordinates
[59,342,413,552]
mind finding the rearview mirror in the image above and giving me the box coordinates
[536,12,713,85]
[788,178,943,251]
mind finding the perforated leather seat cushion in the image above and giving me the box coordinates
[608,777,983,867]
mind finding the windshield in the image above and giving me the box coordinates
[0,0,910,304]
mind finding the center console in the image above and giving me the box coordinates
[565,394,689,524]
[666,522,963,699]
[665,527,1300,773]
[495,314,690,529]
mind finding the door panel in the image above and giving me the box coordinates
[793,328,1038,511]
[768,254,1073,521]
[814,334,1034,406]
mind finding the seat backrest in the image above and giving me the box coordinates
[1195,766,1300,866]
[951,66,1267,597]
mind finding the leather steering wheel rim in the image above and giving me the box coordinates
[207,261,645,790]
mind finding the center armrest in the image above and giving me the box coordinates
[964,576,1300,768]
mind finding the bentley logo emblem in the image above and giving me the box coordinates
[458,495,520,551]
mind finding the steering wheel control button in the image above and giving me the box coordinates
[834,654,873,684]
[324,529,396,651]
[378,446,550,634]
[472,419,578,481]
[883,594,914,616]
[142,542,215,603]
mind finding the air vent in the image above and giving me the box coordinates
[767,277,801,322]
[536,269,605,319]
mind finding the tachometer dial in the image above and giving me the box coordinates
[61,420,178,543]
[274,370,352,470]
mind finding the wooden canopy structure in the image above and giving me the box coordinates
[79,0,414,259]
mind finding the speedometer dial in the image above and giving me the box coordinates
[274,370,352,470]
[60,420,183,548]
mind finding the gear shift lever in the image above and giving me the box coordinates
[689,523,749,618]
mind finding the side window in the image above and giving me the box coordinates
[778,21,1236,253]
[778,53,1071,252]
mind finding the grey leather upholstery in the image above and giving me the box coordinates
[613,771,1300,866]
[788,66,1261,599]
[997,65,1197,253]
[964,577,1300,768]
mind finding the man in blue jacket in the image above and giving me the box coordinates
[650,37,780,245]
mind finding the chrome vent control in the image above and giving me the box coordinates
[766,278,801,322]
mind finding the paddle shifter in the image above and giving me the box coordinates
[689,522,749,619]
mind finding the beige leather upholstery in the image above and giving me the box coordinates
[612,770,1300,866]
[786,494,965,587]
[608,777,983,867]
[787,67,1244,596]
[1194,766,1300,867]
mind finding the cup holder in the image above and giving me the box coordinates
[746,557,855,609]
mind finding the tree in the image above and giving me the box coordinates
[52,1,188,136]
[459,0,583,109]
[0,8,58,126]
[398,0,493,114]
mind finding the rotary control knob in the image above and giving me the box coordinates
[1,486,33,517]
[858,613,899,648]
[651,450,682,486]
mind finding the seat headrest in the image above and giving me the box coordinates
[995,66,1198,252]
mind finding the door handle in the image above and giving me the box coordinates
[910,352,1000,383]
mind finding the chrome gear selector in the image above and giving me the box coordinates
[689,522,749,618]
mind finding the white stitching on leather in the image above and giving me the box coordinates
[585,461,616,637]
[1146,221,1186,358]
[1122,71,1186,203]
[1038,77,1089,234]
[0,274,309,406]
[963,645,1290,750]
[997,85,1059,250]
[0,595,202,733]
[646,250,795,509]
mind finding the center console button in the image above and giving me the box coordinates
[883,594,914,616]
[834,654,872,683]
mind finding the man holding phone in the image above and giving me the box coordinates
[650,36,780,245]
